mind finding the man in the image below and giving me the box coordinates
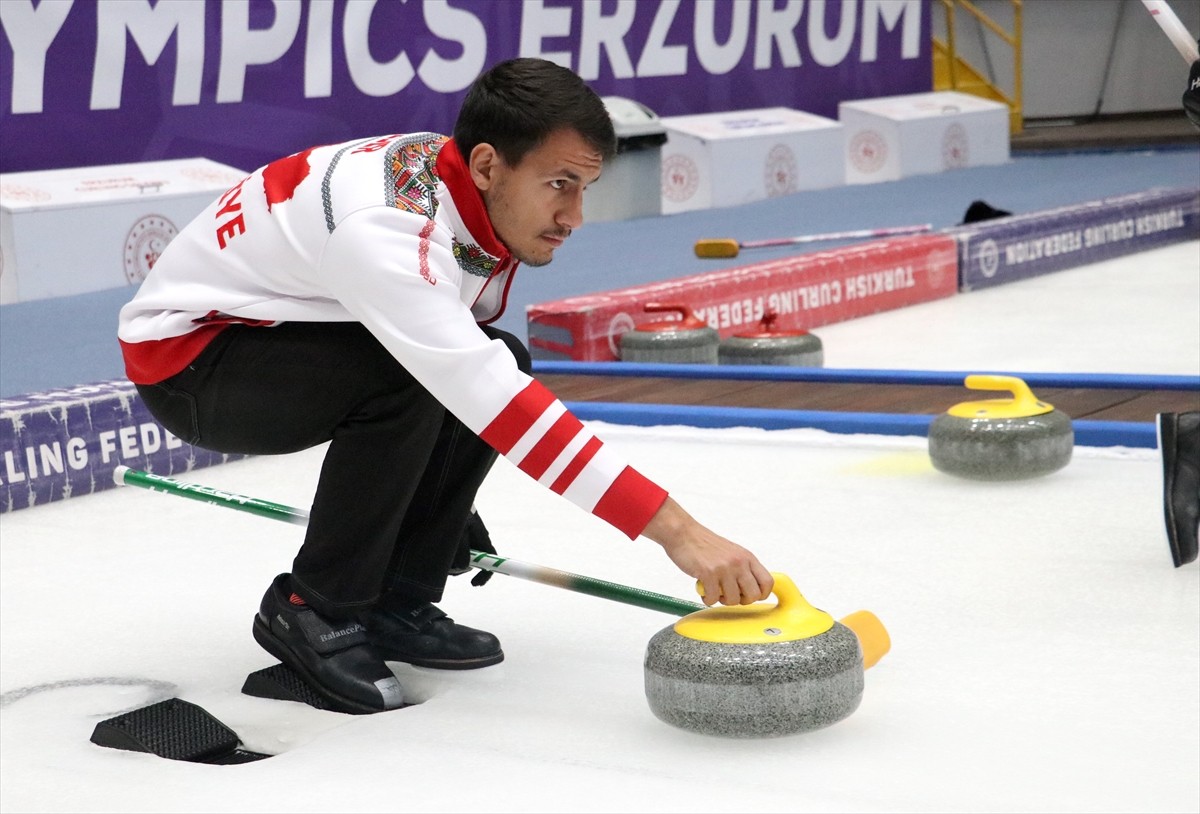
[118,58,774,714]
[1159,44,1200,568]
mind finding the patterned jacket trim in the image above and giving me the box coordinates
[383,134,445,219]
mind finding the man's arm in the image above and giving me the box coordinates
[642,497,775,606]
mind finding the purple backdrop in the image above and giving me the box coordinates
[1,0,932,173]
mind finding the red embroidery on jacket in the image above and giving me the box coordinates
[418,218,437,285]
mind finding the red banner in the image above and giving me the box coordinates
[527,234,959,361]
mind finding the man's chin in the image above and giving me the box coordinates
[514,250,554,268]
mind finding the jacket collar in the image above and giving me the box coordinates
[435,138,512,267]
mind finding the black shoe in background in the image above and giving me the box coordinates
[960,199,1012,224]
[252,574,406,713]
[366,599,503,670]
[1158,412,1200,567]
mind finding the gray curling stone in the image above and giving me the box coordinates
[643,574,890,738]
[619,303,718,364]
[718,312,823,367]
[928,374,1074,481]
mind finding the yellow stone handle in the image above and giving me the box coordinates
[689,575,891,668]
[682,573,835,643]
[948,374,1053,419]
[694,570,806,608]
[965,374,1038,405]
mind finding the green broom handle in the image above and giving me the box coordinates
[113,466,704,617]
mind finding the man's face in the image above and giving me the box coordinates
[470,128,604,267]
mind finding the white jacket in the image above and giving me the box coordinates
[119,133,667,539]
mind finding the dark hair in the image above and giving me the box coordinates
[453,58,617,166]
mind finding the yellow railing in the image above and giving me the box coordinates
[934,0,1023,134]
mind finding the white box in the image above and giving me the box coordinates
[658,107,845,215]
[0,158,246,304]
[839,91,1009,185]
[584,96,667,224]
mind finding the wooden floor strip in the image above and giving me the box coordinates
[536,373,1200,423]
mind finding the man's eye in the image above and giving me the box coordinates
[550,179,566,190]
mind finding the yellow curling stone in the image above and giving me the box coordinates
[928,375,1074,480]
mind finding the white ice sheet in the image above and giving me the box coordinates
[2,425,1196,813]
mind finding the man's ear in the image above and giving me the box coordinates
[468,143,501,190]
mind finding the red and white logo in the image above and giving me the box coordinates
[123,214,178,285]
[763,144,799,197]
[849,130,887,174]
[607,312,636,360]
[942,123,969,168]
[661,154,699,203]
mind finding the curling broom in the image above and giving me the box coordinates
[112,465,704,616]
[694,223,933,258]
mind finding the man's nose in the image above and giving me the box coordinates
[558,189,585,231]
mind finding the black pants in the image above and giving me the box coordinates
[136,321,531,620]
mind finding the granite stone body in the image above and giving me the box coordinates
[643,620,864,738]
[718,334,824,367]
[928,409,1074,480]
[619,326,719,364]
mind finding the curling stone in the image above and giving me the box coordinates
[643,573,890,738]
[928,374,1073,481]
[619,303,719,364]
[717,311,823,367]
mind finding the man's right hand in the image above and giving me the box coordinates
[642,496,775,606]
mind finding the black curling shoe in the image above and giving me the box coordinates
[252,574,406,714]
[1159,412,1200,567]
[365,600,504,670]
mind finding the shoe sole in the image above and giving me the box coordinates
[251,616,394,715]
[377,649,505,670]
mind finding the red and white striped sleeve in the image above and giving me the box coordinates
[480,379,668,538]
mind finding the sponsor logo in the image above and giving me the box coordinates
[607,311,636,360]
[978,238,999,278]
[942,123,969,169]
[661,153,699,203]
[180,165,245,186]
[319,622,365,643]
[763,144,799,196]
[849,130,886,174]
[0,183,51,204]
[123,214,177,284]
